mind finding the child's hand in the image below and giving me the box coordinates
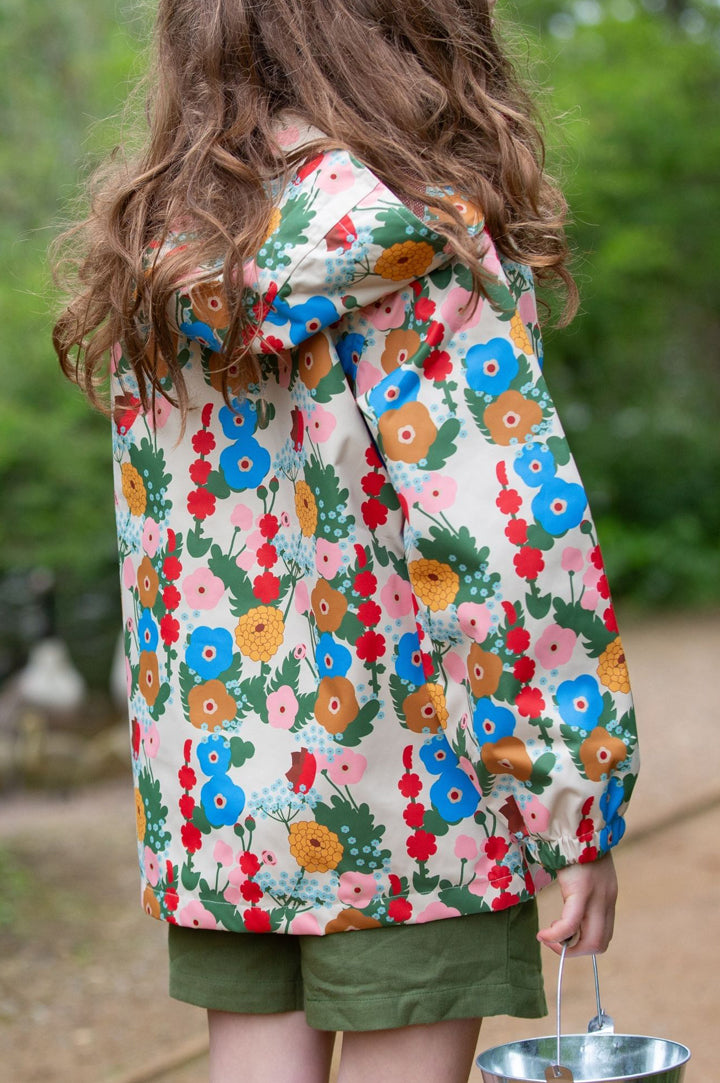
[537,852,618,956]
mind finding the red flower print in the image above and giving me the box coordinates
[513,656,535,683]
[356,630,386,662]
[513,546,545,580]
[183,739,192,763]
[258,513,279,539]
[590,544,604,569]
[201,403,213,427]
[579,846,598,864]
[354,570,377,597]
[492,891,520,911]
[241,879,264,904]
[361,498,389,530]
[256,543,278,568]
[515,686,546,719]
[582,796,594,816]
[501,600,517,625]
[496,461,508,486]
[484,836,509,861]
[253,571,281,603]
[244,907,272,933]
[178,765,197,790]
[357,600,382,627]
[192,430,216,456]
[603,605,618,633]
[421,651,434,679]
[403,802,425,828]
[406,830,437,862]
[488,864,512,891]
[166,860,175,883]
[290,407,304,451]
[365,445,382,470]
[402,745,413,772]
[187,488,216,519]
[576,817,595,843]
[131,718,141,758]
[496,489,522,515]
[163,556,182,581]
[354,543,368,568]
[398,772,422,798]
[163,584,181,610]
[423,349,452,381]
[505,518,528,546]
[179,794,195,819]
[189,459,212,485]
[181,822,203,853]
[389,874,403,896]
[286,748,317,794]
[325,213,357,252]
[597,574,610,599]
[160,614,180,645]
[388,897,413,923]
[239,851,262,876]
[361,471,385,497]
[506,627,531,654]
[165,887,179,912]
[414,296,436,321]
[261,334,285,354]
[425,320,445,347]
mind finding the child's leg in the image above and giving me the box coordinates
[336,1016,482,1083]
[207,1009,335,1083]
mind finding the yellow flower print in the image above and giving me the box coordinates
[380,328,421,374]
[314,676,359,734]
[378,402,437,463]
[187,679,238,729]
[289,820,344,873]
[295,480,318,537]
[122,462,147,516]
[509,312,533,355]
[597,637,631,694]
[483,390,543,446]
[234,605,285,662]
[579,726,628,782]
[403,683,448,733]
[264,205,282,242]
[408,558,459,611]
[374,240,435,281]
[134,787,147,841]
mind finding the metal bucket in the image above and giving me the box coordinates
[476,945,690,1083]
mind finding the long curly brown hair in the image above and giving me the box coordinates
[53,0,577,414]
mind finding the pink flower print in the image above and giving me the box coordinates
[262,850,277,866]
[454,834,478,862]
[230,503,254,530]
[317,162,354,192]
[561,546,584,573]
[583,562,602,590]
[293,643,307,660]
[305,404,337,443]
[280,511,291,528]
[533,867,553,892]
[380,573,414,617]
[327,749,367,785]
[418,474,457,513]
[223,884,242,906]
[457,756,481,794]
[290,912,322,935]
[415,901,461,923]
[122,556,136,589]
[457,602,492,643]
[316,538,344,579]
[294,580,310,615]
[110,341,123,371]
[143,846,160,887]
[148,394,172,431]
[277,350,292,388]
[355,359,385,396]
[441,287,483,332]
[247,529,265,551]
[581,588,600,611]
[276,122,301,147]
[266,685,299,729]
[443,651,466,684]
[235,549,256,572]
[125,657,132,697]
[521,796,550,835]
[535,624,577,669]
[183,568,226,610]
[367,291,407,331]
[144,722,160,759]
[518,289,538,327]
[468,851,494,894]
[141,518,160,558]
[338,871,378,908]
[213,840,235,867]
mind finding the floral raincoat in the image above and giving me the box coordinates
[112,122,639,936]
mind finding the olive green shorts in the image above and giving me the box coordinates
[168,900,547,1032]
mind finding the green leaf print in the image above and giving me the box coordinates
[192,804,213,835]
[524,751,556,795]
[148,681,170,722]
[313,796,391,875]
[236,674,268,721]
[422,807,450,837]
[129,438,172,522]
[525,585,553,620]
[412,868,440,895]
[559,724,586,777]
[553,599,615,657]
[546,435,572,467]
[336,698,379,747]
[181,862,202,891]
[229,737,255,768]
[267,651,301,695]
[303,458,353,540]
[463,387,493,440]
[336,609,364,645]
[205,469,232,499]
[421,417,461,471]
[429,264,454,291]
[310,358,348,404]
[438,884,488,913]
[137,768,171,852]
[494,668,521,705]
[389,673,412,722]
[452,263,474,291]
[207,545,257,616]
[186,525,212,558]
[524,523,555,551]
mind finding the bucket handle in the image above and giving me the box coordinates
[545,938,580,1082]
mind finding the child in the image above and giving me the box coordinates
[53,2,639,1080]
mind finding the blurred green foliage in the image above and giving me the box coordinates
[0,0,718,682]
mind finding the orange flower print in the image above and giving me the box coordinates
[311,580,348,633]
[481,737,533,781]
[433,194,484,230]
[596,637,631,694]
[189,280,228,328]
[295,480,318,537]
[378,402,437,463]
[324,908,383,934]
[374,240,435,281]
[288,820,344,873]
[467,645,503,698]
[234,606,285,662]
[207,350,257,395]
[142,885,160,919]
[121,462,147,516]
[137,556,159,608]
[187,679,237,729]
[380,329,421,374]
[408,558,459,611]
[298,332,333,390]
[483,390,543,446]
[403,683,448,733]
[314,676,359,734]
[139,650,160,706]
[580,727,628,782]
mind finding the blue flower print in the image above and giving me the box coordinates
[197,733,232,776]
[472,698,516,745]
[186,626,234,680]
[419,733,457,775]
[556,674,604,731]
[315,633,352,678]
[367,369,421,418]
[218,399,257,441]
[429,768,480,823]
[201,774,246,827]
[138,609,159,652]
[394,631,425,685]
[336,333,365,380]
[600,776,626,850]
[179,319,223,351]
[465,337,519,396]
[219,437,271,491]
[265,295,339,344]
[513,442,557,488]
[532,478,587,536]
